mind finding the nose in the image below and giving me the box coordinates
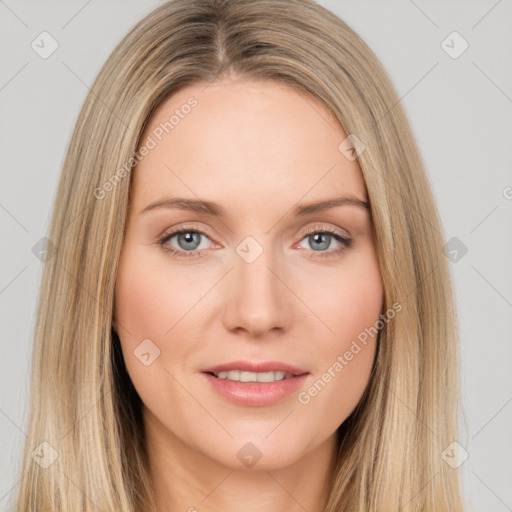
[221,241,295,338]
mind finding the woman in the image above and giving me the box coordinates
[15,0,463,510]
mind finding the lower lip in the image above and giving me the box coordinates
[201,372,309,407]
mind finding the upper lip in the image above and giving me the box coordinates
[202,361,308,376]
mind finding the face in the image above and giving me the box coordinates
[113,78,383,471]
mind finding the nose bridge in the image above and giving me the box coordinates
[222,234,292,335]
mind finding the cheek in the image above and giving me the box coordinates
[331,263,383,346]
[299,243,383,354]
[113,251,186,419]
[114,246,189,339]
[294,246,382,419]
[113,245,207,398]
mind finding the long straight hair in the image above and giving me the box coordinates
[15,0,463,510]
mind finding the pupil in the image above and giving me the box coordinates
[179,232,199,250]
[311,233,329,251]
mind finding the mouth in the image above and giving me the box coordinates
[201,361,308,381]
[200,361,309,406]
[205,370,297,382]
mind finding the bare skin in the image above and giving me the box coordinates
[113,77,383,512]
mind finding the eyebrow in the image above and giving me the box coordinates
[140,196,370,217]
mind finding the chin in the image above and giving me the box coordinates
[200,433,318,472]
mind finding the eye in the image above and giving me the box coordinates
[157,224,352,259]
[296,226,352,258]
[158,226,213,259]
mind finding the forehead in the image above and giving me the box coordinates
[132,78,367,211]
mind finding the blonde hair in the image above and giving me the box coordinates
[15,0,463,510]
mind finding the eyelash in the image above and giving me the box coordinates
[157,224,352,260]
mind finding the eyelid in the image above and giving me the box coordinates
[158,222,350,244]
[158,223,217,242]
[297,222,351,240]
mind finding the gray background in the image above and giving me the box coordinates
[1,1,511,510]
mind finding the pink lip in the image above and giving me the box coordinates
[201,360,308,376]
[201,360,309,407]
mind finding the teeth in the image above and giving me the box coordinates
[257,371,277,383]
[240,371,257,382]
[214,370,294,382]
